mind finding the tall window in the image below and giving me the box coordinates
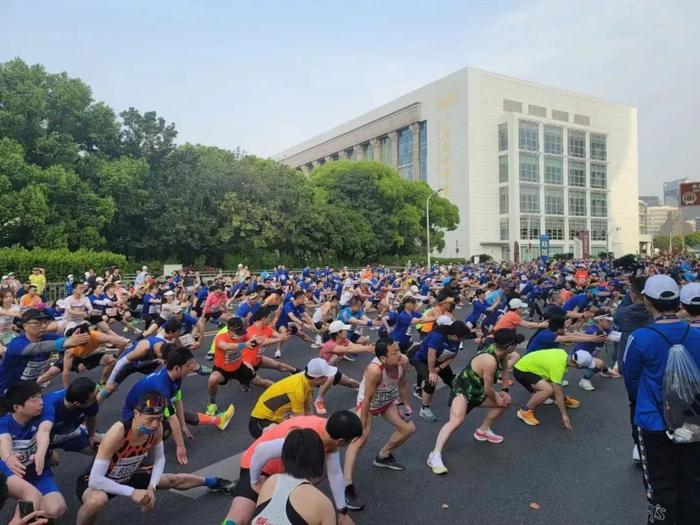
[543,126,563,155]
[499,187,509,214]
[500,218,509,240]
[520,185,540,213]
[362,142,373,161]
[569,218,588,239]
[520,216,541,240]
[498,123,508,151]
[568,160,586,187]
[590,134,607,161]
[544,157,563,185]
[381,136,391,165]
[568,129,586,158]
[397,128,413,179]
[591,191,607,217]
[519,153,539,183]
[419,121,427,181]
[346,148,355,160]
[591,219,607,241]
[519,121,539,151]
[545,188,564,215]
[499,155,508,183]
[569,189,587,216]
[545,217,565,240]
[590,163,607,189]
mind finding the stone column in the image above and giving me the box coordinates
[370,138,381,163]
[353,144,363,161]
[410,122,420,180]
[337,150,347,160]
[325,155,333,163]
[388,130,398,168]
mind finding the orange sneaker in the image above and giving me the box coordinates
[517,408,540,426]
[314,399,327,415]
[564,396,580,409]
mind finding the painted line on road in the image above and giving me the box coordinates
[170,452,243,499]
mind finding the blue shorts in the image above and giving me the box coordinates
[0,459,13,477]
[51,427,90,452]
[0,462,60,495]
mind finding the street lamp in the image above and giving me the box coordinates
[426,187,444,270]
[607,226,621,257]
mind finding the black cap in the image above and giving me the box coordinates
[21,309,51,323]
[493,328,525,347]
[227,316,247,336]
[542,305,566,320]
[135,391,167,415]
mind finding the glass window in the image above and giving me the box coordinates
[381,136,391,165]
[591,219,607,241]
[498,123,508,151]
[568,160,586,187]
[519,121,539,151]
[397,128,413,179]
[499,187,509,214]
[346,148,355,160]
[519,153,539,183]
[569,218,588,239]
[519,185,540,213]
[520,215,541,240]
[545,188,564,215]
[544,157,563,185]
[569,189,587,216]
[362,142,373,161]
[499,155,508,183]
[500,218,509,240]
[331,153,339,161]
[590,134,606,161]
[591,191,607,217]
[419,121,427,181]
[544,126,563,155]
[568,129,586,158]
[545,217,565,240]
[590,163,606,189]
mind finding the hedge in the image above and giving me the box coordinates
[0,247,127,282]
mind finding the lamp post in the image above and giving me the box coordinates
[607,226,621,258]
[426,187,444,270]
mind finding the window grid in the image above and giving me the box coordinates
[499,155,508,183]
[498,123,508,151]
[545,217,565,240]
[499,187,509,214]
[381,136,391,165]
[519,121,539,151]
[569,189,587,216]
[362,143,373,161]
[568,129,586,158]
[569,218,588,240]
[590,134,606,161]
[519,185,540,213]
[590,163,606,189]
[568,160,586,187]
[591,191,607,217]
[545,188,564,215]
[543,126,563,155]
[591,219,607,241]
[500,218,509,241]
[520,215,541,240]
[544,157,563,185]
[519,153,539,183]
[419,121,427,181]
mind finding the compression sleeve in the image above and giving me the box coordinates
[89,458,135,497]
[20,340,61,356]
[148,441,165,488]
[325,451,345,510]
[107,355,130,385]
[249,438,284,485]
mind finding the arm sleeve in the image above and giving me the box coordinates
[89,458,135,497]
[19,340,60,356]
[107,355,130,384]
[148,441,165,488]
[249,438,284,485]
[325,451,346,510]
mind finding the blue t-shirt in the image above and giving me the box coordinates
[0,413,47,478]
[338,307,363,336]
[237,301,261,319]
[563,294,588,312]
[41,389,98,439]
[572,324,604,353]
[123,336,164,364]
[526,329,559,353]
[466,299,489,324]
[623,322,700,431]
[276,301,305,328]
[122,368,181,420]
[181,314,198,334]
[0,333,62,393]
[414,331,461,363]
[391,310,422,345]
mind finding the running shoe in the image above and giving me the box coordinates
[543,398,554,405]
[633,445,641,463]
[561,379,569,386]
[427,451,448,475]
[314,399,327,415]
[208,477,237,495]
[578,378,595,391]
[343,353,357,362]
[517,408,540,426]
[473,428,504,444]
[413,386,423,400]
[564,396,580,408]
[373,453,404,471]
[274,349,282,359]
[205,352,214,361]
[206,403,218,417]
[216,404,235,431]
[240,384,252,392]
[419,407,437,422]
[196,365,213,376]
[600,369,621,378]
[345,484,365,510]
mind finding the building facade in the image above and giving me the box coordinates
[647,205,679,236]
[663,178,689,207]
[276,68,640,260]
[640,195,661,207]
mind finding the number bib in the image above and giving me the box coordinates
[12,437,38,466]
[20,359,50,381]
[108,454,147,483]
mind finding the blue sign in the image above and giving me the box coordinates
[539,234,550,262]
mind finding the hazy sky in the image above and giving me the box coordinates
[2,0,698,195]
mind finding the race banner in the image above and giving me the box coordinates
[680,182,700,207]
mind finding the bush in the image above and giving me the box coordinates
[0,247,127,282]
[471,254,493,263]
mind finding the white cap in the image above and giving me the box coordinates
[509,298,526,309]
[594,315,613,322]
[436,315,453,326]
[142,266,148,271]
[1,275,7,280]
[95,277,104,283]
[410,285,419,293]
[163,290,175,296]
[306,358,338,378]
[573,350,596,369]
[680,283,700,306]
[328,320,352,334]
[642,275,680,300]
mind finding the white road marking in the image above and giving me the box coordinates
[170,452,243,499]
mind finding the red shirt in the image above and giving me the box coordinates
[213,331,249,372]
[494,311,522,331]
[244,324,274,366]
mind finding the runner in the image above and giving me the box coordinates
[343,337,414,510]
[390,296,431,354]
[0,290,20,358]
[336,297,375,362]
[427,329,519,475]
[273,290,315,358]
[311,294,339,348]
[680,282,700,327]
[245,307,297,377]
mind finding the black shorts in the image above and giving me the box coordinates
[54,353,104,372]
[277,324,298,335]
[213,365,256,386]
[513,368,542,393]
[348,332,361,343]
[205,311,223,322]
[332,369,343,385]
[314,321,324,330]
[234,467,275,503]
[398,341,412,354]
[88,315,104,325]
[76,467,151,501]
[248,417,274,439]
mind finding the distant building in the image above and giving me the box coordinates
[639,195,660,207]
[647,205,680,236]
[663,178,689,207]
[639,200,652,255]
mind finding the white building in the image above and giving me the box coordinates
[276,68,639,261]
[647,205,680,236]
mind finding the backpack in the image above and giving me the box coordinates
[646,325,700,443]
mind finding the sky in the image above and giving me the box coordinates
[2,0,698,196]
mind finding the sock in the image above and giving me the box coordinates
[422,405,429,409]
[204,476,218,488]
[345,481,353,489]
[522,405,529,411]
[197,412,219,426]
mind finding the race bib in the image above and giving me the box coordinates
[20,360,50,381]
[373,386,399,404]
[105,307,118,317]
[179,334,194,347]
[51,426,82,444]
[224,348,241,364]
[108,453,147,483]
[148,305,161,315]
[12,436,38,466]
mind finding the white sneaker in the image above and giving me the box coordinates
[343,353,357,362]
[315,335,323,346]
[633,446,641,463]
[578,378,595,391]
[543,398,555,405]
[561,379,569,387]
[274,349,282,359]
[427,452,448,474]
[419,407,437,422]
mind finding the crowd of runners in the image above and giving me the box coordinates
[0,255,698,524]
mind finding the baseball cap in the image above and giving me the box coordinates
[163,290,175,296]
[227,316,247,335]
[642,275,680,300]
[136,391,167,415]
[509,298,526,310]
[306,358,338,379]
[680,283,700,306]
[1,275,7,280]
[572,350,596,369]
[21,309,51,322]
[64,321,89,337]
[436,315,453,326]
[328,320,351,334]
[493,328,525,347]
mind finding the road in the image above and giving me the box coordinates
[0,311,647,525]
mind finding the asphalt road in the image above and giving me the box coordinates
[0,310,647,525]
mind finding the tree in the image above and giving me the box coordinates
[119,107,177,169]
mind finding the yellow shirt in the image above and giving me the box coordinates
[209,326,228,354]
[29,273,46,294]
[251,373,311,423]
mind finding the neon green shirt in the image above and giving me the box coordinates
[514,348,568,384]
